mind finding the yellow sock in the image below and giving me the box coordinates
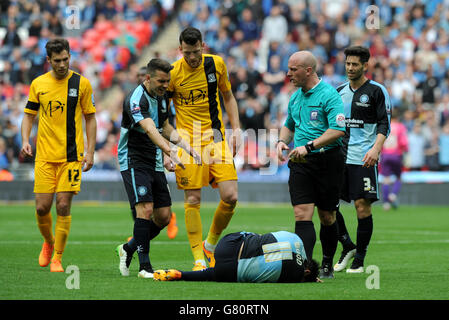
[36,212,54,245]
[206,200,236,246]
[52,215,72,261]
[184,203,204,262]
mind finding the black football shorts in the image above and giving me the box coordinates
[340,164,379,203]
[288,147,344,211]
[121,167,172,209]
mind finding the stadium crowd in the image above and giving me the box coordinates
[2,0,449,180]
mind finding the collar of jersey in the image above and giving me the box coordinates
[140,83,157,100]
[302,78,322,96]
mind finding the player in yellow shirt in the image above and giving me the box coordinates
[167,27,241,270]
[21,38,97,272]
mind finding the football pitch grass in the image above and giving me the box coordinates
[1,202,448,301]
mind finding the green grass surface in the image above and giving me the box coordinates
[1,203,448,300]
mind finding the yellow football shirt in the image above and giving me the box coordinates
[167,54,232,146]
[24,70,96,162]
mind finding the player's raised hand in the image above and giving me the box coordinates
[20,142,33,158]
[82,152,94,172]
[276,140,289,162]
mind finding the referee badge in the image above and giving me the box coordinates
[336,113,346,127]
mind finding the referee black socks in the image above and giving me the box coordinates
[295,221,316,261]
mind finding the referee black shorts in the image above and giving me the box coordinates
[288,147,344,211]
[340,164,380,203]
[120,167,172,209]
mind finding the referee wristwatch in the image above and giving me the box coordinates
[304,141,315,154]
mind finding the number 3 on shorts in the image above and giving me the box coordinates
[363,177,371,191]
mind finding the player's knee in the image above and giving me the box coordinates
[221,191,237,205]
[319,213,336,226]
[36,204,51,216]
[136,208,153,220]
[153,208,171,227]
[55,201,71,215]
[185,194,201,205]
[355,199,371,218]
[293,206,313,221]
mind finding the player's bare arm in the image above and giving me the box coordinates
[140,117,185,169]
[221,90,241,157]
[161,119,201,164]
[362,133,387,168]
[82,112,97,172]
[20,113,36,158]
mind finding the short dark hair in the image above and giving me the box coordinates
[303,259,320,283]
[45,38,70,58]
[138,66,147,75]
[179,27,202,45]
[344,45,370,64]
[146,58,173,76]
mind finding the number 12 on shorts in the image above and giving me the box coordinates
[68,169,80,182]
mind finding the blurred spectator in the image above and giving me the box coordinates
[263,55,286,95]
[439,122,449,170]
[322,63,345,88]
[0,137,9,169]
[407,121,426,171]
[239,8,259,42]
[3,0,449,175]
[417,67,439,104]
[424,128,441,171]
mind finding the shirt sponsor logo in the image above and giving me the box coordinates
[345,118,364,128]
[336,113,346,127]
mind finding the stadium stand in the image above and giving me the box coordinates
[1,0,449,183]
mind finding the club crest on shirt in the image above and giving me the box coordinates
[207,73,216,83]
[356,94,370,107]
[69,88,78,97]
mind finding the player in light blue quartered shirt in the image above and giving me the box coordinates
[152,231,320,283]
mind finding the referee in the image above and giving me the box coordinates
[276,51,346,279]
